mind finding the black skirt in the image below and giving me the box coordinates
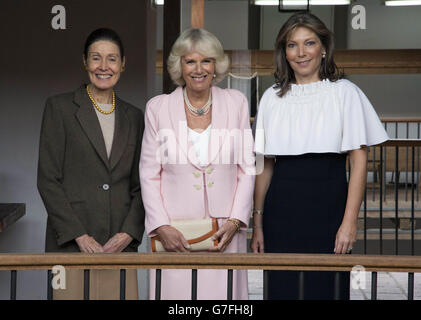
[263,153,350,300]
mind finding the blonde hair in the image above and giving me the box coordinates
[167,28,230,86]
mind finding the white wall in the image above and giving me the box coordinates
[347,0,421,49]
[346,0,421,117]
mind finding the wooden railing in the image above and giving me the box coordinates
[1,252,421,300]
[1,252,421,272]
[156,49,421,75]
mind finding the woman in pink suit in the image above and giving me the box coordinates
[139,28,255,300]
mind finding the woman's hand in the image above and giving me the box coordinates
[334,220,357,254]
[156,225,191,252]
[209,219,239,252]
[103,232,133,253]
[334,148,366,254]
[75,234,104,253]
[250,227,264,253]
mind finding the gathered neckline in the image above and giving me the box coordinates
[286,79,332,97]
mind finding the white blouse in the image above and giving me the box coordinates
[188,125,212,167]
[254,79,389,156]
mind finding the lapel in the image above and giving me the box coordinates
[168,86,201,170]
[74,85,130,171]
[109,96,130,171]
[208,86,228,165]
[168,86,228,170]
[74,85,110,169]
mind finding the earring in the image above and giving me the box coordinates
[213,74,216,78]
[322,53,326,59]
[121,67,125,72]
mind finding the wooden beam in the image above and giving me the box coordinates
[163,0,181,94]
[191,0,205,28]
[248,2,260,50]
[156,49,421,76]
[333,5,348,50]
[2,252,421,273]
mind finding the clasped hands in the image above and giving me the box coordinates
[155,219,239,253]
[75,232,133,253]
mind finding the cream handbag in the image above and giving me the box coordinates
[151,218,219,252]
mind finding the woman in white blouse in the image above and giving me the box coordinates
[250,12,388,300]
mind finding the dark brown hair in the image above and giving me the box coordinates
[274,12,343,97]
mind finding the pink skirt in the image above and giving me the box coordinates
[149,220,249,300]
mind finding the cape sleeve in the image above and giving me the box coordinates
[340,81,389,152]
[254,87,273,155]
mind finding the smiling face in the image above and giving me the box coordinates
[181,51,215,95]
[285,26,326,84]
[84,40,125,91]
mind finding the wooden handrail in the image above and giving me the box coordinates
[250,118,421,126]
[381,139,421,147]
[1,253,421,273]
[156,49,421,75]
[381,118,421,123]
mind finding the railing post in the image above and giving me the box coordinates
[155,269,162,300]
[333,272,341,300]
[298,271,305,300]
[47,269,53,300]
[371,272,377,300]
[10,270,17,300]
[263,270,269,300]
[411,147,415,256]
[395,146,399,255]
[191,269,197,300]
[120,269,126,300]
[227,269,233,300]
[408,273,414,300]
[364,178,367,254]
[83,269,90,300]
[380,147,384,255]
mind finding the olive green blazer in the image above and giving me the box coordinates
[37,85,145,252]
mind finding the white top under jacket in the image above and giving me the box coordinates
[254,79,389,156]
[94,103,115,159]
[188,124,212,167]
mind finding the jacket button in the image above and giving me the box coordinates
[194,184,202,190]
[207,181,214,187]
[102,184,110,190]
[193,171,201,178]
[206,167,213,174]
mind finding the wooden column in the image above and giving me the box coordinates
[248,1,260,50]
[163,0,181,94]
[247,1,261,117]
[191,0,205,28]
[333,5,348,50]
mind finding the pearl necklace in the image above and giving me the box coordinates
[86,85,116,115]
[183,87,211,116]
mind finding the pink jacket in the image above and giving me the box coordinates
[139,86,255,236]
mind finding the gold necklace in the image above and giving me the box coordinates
[86,85,115,115]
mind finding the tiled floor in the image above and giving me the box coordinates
[247,270,421,300]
